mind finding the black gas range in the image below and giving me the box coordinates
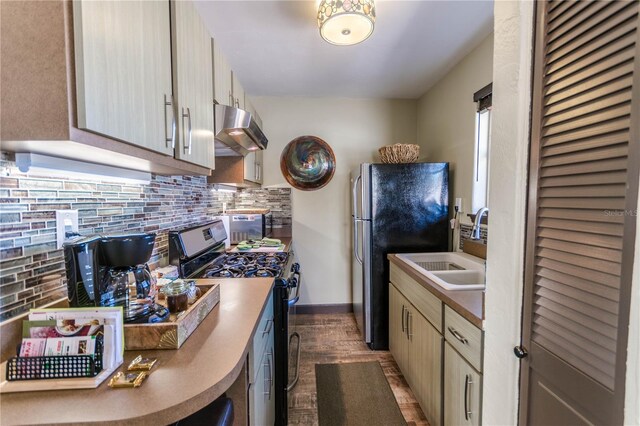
[203,252,290,279]
[168,221,300,426]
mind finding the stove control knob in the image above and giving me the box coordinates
[291,263,300,273]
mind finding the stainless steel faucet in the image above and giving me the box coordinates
[471,207,489,240]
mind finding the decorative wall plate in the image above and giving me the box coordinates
[280,136,336,190]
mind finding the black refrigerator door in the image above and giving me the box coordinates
[368,162,449,349]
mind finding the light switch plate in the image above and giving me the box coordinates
[56,210,79,249]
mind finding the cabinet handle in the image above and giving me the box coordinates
[182,107,192,155]
[262,318,273,336]
[405,309,410,340]
[229,91,234,106]
[235,98,240,108]
[448,326,468,345]
[407,312,413,341]
[464,374,473,421]
[264,350,273,400]
[164,94,176,149]
[401,305,406,332]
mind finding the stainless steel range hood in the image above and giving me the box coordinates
[214,104,268,156]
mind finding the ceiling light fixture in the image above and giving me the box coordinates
[318,0,376,46]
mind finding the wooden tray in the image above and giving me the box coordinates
[124,281,220,350]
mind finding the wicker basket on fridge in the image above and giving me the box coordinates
[378,144,420,164]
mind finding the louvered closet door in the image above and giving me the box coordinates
[520,1,639,425]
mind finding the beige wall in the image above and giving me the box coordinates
[627,188,640,425]
[252,97,417,305]
[482,2,533,424]
[416,34,494,217]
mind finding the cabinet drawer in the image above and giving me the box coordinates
[390,263,442,331]
[444,306,483,372]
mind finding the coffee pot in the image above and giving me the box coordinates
[64,232,168,323]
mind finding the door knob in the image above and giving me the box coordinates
[514,346,528,359]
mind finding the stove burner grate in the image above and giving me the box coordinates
[202,252,289,279]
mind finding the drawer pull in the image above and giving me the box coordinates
[262,319,273,336]
[448,326,468,345]
[401,305,406,332]
[407,312,413,341]
[464,374,473,420]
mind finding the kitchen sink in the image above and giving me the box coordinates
[396,252,485,291]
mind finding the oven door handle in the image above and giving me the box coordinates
[286,332,301,391]
[287,272,301,307]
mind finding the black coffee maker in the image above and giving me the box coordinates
[63,232,169,323]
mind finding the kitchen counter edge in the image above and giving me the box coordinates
[0,278,275,426]
[387,254,484,329]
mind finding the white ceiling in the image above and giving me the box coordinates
[195,1,494,99]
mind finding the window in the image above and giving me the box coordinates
[472,84,492,214]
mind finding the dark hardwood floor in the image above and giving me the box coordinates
[287,313,429,426]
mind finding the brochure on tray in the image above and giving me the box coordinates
[27,306,124,368]
[0,307,124,393]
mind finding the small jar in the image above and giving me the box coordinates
[162,281,190,313]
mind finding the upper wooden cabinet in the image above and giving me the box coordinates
[0,0,210,175]
[212,40,255,115]
[73,0,174,156]
[232,73,245,110]
[212,39,233,106]
[243,150,263,184]
[171,0,215,169]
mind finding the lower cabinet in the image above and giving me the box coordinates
[249,294,275,425]
[389,262,484,426]
[250,335,275,426]
[407,308,442,426]
[389,283,442,426]
[389,283,409,374]
[444,343,482,426]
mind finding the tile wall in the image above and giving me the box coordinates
[0,152,291,321]
[459,223,488,248]
[234,188,292,229]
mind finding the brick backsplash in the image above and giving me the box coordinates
[0,152,291,321]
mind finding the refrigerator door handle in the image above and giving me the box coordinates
[351,175,362,219]
[353,219,363,265]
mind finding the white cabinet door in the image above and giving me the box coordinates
[389,283,409,376]
[73,0,173,155]
[212,39,233,106]
[253,110,263,129]
[171,0,215,169]
[244,151,257,183]
[232,73,245,109]
[444,343,482,426]
[250,327,275,425]
[408,309,442,426]
[245,96,256,117]
[255,150,264,184]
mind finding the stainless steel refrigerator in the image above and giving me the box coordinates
[351,162,449,350]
